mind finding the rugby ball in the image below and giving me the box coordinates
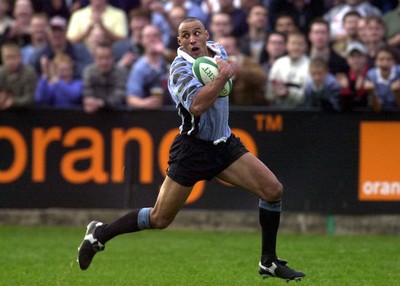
[192,56,232,97]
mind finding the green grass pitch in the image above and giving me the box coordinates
[0,225,399,286]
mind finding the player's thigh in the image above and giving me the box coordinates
[150,176,193,228]
[217,152,282,201]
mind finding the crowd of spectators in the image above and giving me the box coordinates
[0,0,400,113]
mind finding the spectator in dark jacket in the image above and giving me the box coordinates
[82,43,127,113]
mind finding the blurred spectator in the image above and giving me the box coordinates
[239,0,264,13]
[217,35,268,106]
[335,41,369,111]
[21,12,48,64]
[126,24,169,109]
[67,0,85,14]
[365,47,400,112]
[0,41,37,109]
[332,11,361,58]
[324,0,381,40]
[383,1,400,49]
[112,8,150,70]
[66,0,128,44]
[107,0,140,15]
[308,18,349,75]
[164,0,207,24]
[66,0,140,15]
[370,0,398,14]
[364,16,387,66]
[269,0,325,34]
[218,0,248,37]
[82,43,127,113]
[260,31,287,76]
[274,12,299,36]
[35,53,82,107]
[7,0,33,47]
[266,31,310,107]
[202,0,248,36]
[28,16,93,79]
[239,4,269,64]
[164,5,187,63]
[0,0,13,47]
[86,24,111,56]
[209,12,233,40]
[304,57,341,111]
[139,0,171,46]
[32,0,71,19]
[357,16,368,44]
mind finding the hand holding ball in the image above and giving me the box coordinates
[192,56,232,97]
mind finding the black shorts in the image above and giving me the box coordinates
[167,133,249,187]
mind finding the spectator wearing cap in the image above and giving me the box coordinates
[66,0,128,45]
[27,15,93,79]
[335,41,370,111]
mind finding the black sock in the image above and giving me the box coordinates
[95,208,143,244]
[259,203,281,264]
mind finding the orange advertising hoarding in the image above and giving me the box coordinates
[359,122,400,201]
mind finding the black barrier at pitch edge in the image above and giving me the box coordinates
[0,107,399,214]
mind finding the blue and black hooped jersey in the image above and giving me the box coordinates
[168,41,231,144]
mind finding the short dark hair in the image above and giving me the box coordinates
[129,8,151,21]
[310,57,328,70]
[309,17,330,33]
[343,11,361,23]
[181,17,203,25]
[376,46,400,63]
[266,31,286,43]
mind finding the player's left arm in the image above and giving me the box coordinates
[190,57,233,116]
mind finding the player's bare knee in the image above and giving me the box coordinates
[151,215,173,229]
[261,180,283,202]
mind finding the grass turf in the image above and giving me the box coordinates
[0,225,399,286]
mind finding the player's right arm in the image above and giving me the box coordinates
[189,57,232,116]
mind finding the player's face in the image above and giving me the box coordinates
[177,20,209,59]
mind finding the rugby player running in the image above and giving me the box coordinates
[77,17,305,282]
